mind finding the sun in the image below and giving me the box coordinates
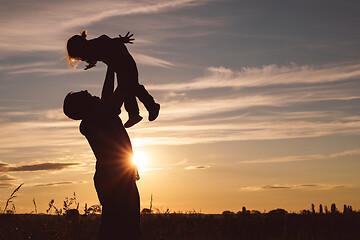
[132,151,148,172]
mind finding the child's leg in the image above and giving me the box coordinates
[117,63,160,121]
[124,95,142,128]
[133,84,160,121]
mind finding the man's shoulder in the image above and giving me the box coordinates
[81,100,121,124]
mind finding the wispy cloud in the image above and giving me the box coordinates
[0,53,173,76]
[0,174,17,188]
[141,167,163,173]
[0,174,17,189]
[0,174,16,181]
[185,165,211,170]
[0,0,210,54]
[0,183,15,189]
[1,61,360,149]
[240,184,347,191]
[148,63,360,91]
[34,181,85,187]
[240,149,360,164]
[0,162,79,172]
[133,53,174,68]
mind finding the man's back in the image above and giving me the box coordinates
[80,100,134,176]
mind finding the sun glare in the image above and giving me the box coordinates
[132,151,148,172]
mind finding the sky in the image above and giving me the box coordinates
[0,0,360,214]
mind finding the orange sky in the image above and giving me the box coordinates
[1,0,360,213]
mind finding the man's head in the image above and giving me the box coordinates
[63,90,97,120]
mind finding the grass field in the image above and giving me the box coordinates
[1,210,359,240]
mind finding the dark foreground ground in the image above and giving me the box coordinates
[0,212,359,240]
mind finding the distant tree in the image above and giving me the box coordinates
[331,203,338,214]
[319,204,323,214]
[242,206,247,213]
[250,210,261,215]
[268,208,288,215]
[343,204,353,214]
[222,210,235,215]
[311,203,315,214]
[300,209,311,215]
[325,206,329,214]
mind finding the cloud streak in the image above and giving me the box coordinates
[0,174,17,188]
[0,60,359,151]
[34,181,85,187]
[240,184,347,191]
[0,0,210,54]
[240,149,360,164]
[185,165,211,170]
[148,63,360,91]
[0,162,79,172]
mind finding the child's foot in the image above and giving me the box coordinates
[148,103,160,121]
[124,115,143,128]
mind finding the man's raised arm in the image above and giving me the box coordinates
[101,67,115,100]
[101,66,126,111]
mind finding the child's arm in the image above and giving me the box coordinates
[116,32,135,44]
[84,60,97,70]
[84,33,133,70]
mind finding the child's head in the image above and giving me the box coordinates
[63,90,96,120]
[66,31,88,67]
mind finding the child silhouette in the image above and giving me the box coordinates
[67,31,160,128]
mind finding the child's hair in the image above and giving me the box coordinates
[66,31,88,68]
[63,91,87,120]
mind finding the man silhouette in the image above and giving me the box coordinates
[63,67,140,240]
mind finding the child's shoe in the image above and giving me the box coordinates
[148,103,160,121]
[124,115,143,128]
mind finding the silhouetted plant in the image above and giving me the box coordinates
[311,203,315,214]
[325,206,329,214]
[141,208,152,214]
[63,192,79,214]
[46,199,62,215]
[84,203,102,215]
[331,203,338,214]
[3,183,23,214]
[30,198,38,214]
[319,204,323,214]
[150,194,153,213]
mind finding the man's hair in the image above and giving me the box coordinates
[63,92,86,120]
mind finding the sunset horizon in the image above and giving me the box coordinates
[1,0,360,216]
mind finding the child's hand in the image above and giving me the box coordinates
[84,60,97,70]
[119,32,134,44]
